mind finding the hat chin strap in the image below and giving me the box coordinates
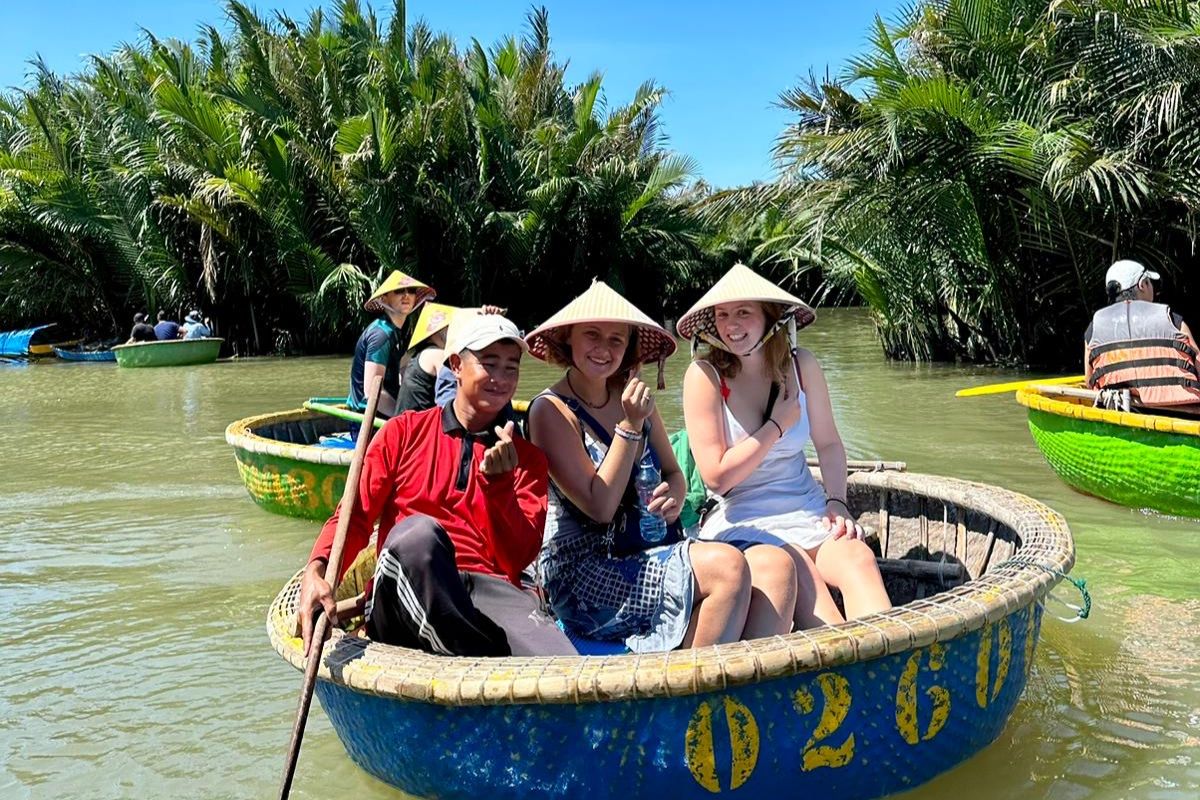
[696,314,792,358]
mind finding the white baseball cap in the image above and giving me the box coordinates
[444,312,528,357]
[1105,259,1160,291]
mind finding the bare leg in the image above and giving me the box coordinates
[784,544,845,628]
[810,539,892,619]
[741,545,797,638]
[679,542,751,648]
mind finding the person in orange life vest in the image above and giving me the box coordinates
[1084,259,1200,411]
[298,312,576,658]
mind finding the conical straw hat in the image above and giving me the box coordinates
[675,263,815,344]
[364,270,436,313]
[407,302,461,352]
[525,281,677,384]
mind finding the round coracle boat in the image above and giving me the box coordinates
[112,337,223,367]
[268,470,1075,800]
[226,400,531,520]
[225,408,355,520]
[1016,384,1200,517]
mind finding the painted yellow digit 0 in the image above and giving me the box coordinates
[321,472,345,512]
[894,643,950,745]
[975,618,1012,708]
[684,697,760,793]
[792,673,855,770]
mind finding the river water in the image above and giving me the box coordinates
[1,309,1196,799]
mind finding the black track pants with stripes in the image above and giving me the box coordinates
[365,514,576,657]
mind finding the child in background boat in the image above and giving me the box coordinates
[398,304,505,413]
[347,270,435,419]
[298,312,575,658]
[526,282,798,652]
[679,264,891,628]
[127,312,156,343]
[1084,259,1200,414]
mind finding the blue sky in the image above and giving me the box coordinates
[0,1,905,187]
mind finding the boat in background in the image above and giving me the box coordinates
[1016,383,1200,517]
[111,337,223,368]
[0,324,71,358]
[53,346,117,362]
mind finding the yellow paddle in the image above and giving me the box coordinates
[955,375,1085,398]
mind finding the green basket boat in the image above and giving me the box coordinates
[1016,384,1200,517]
[112,337,223,367]
[225,407,356,520]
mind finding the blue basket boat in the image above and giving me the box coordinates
[268,470,1074,800]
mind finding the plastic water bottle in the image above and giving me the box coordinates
[634,452,668,544]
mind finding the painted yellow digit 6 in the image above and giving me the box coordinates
[684,697,760,792]
[894,643,950,745]
[975,618,1012,708]
[792,672,855,770]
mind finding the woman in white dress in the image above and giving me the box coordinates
[679,264,891,628]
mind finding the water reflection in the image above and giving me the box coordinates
[0,309,1195,799]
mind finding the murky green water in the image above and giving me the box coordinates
[1,309,1196,799]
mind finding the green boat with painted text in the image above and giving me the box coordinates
[1016,384,1200,517]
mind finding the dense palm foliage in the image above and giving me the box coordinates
[710,0,1200,364]
[0,1,705,353]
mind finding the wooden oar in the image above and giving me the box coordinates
[955,375,1085,398]
[278,375,383,800]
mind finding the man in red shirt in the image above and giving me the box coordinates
[298,313,574,657]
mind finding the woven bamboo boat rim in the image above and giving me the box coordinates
[268,470,1074,707]
[1016,385,1200,438]
[225,408,354,465]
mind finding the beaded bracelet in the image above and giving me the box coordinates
[613,424,644,442]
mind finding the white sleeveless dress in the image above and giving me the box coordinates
[694,363,831,550]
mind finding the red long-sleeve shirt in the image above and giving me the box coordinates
[309,404,548,587]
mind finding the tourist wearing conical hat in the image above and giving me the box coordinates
[394,302,459,414]
[526,281,798,652]
[679,264,891,627]
[347,270,435,417]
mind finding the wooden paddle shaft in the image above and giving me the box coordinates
[278,374,384,800]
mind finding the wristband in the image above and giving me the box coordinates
[765,418,784,438]
[613,424,644,442]
[826,497,851,512]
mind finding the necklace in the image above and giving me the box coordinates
[565,370,610,410]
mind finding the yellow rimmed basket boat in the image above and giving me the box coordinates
[225,407,355,520]
[226,400,532,520]
[268,470,1075,800]
[1016,384,1200,517]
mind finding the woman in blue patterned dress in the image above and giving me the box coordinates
[526,282,799,652]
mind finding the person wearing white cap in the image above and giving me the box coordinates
[297,312,575,658]
[679,264,892,628]
[526,281,798,653]
[1084,259,1200,410]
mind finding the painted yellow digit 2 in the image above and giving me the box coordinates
[792,673,855,770]
[975,619,1012,708]
[684,697,760,792]
[895,643,950,745]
